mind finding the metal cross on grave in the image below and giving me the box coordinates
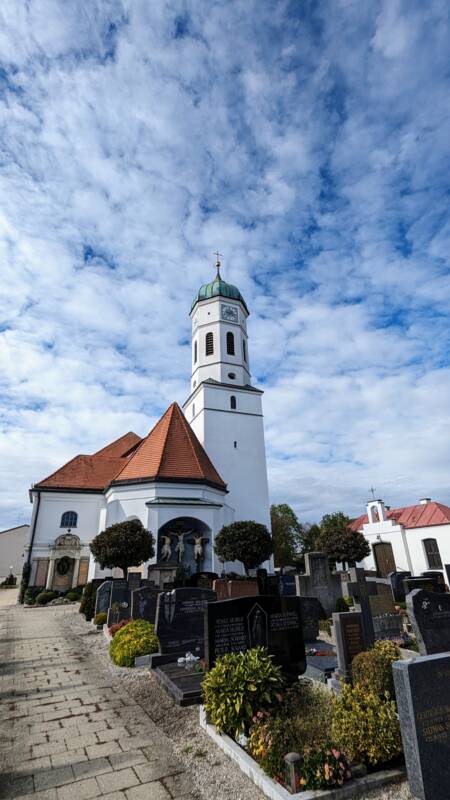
[347,567,375,648]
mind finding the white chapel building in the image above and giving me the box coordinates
[25,261,271,591]
[350,497,450,585]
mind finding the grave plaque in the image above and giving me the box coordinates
[95,580,112,616]
[131,586,160,623]
[389,570,411,602]
[295,552,342,617]
[393,654,450,800]
[407,589,450,655]
[205,595,306,680]
[155,587,216,658]
[298,596,321,641]
[373,614,403,639]
[404,576,439,595]
[332,611,365,683]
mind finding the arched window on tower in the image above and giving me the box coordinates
[226,331,235,356]
[243,339,247,362]
[205,331,214,356]
[60,511,78,529]
[230,395,237,410]
[194,340,198,363]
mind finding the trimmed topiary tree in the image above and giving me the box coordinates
[317,512,370,568]
[214,521,273,575]
[90,519,155,579]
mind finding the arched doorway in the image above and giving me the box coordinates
[157,517,211,575]
[47,533,87,591]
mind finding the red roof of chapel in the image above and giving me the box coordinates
[34,404,226,493]
[349,501,450,532]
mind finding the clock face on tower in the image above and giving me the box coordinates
[221,304,238,323]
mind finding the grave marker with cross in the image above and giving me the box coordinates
[347,566,375,648]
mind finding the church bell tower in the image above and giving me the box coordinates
[183,257,270,529]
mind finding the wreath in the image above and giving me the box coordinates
[56,556,71,576]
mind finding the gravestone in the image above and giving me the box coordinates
[404,576,439,595]
[212,578,228,601]
[107,579,131,627]
[95,580,112,616]
[347,567,375,648]
[332,611,365,684]
[393,653,450,800]
[422,571,447,591]
[187,572,218,590]
[373,614,403,639]
[305,640,337,684]
[227,580,259,598]
[131,586,160,624]
[128,572,142,592]
[407,589,450,655]
[368,583,396,616]
[205,595,306,681]
[155,587,217,661]
[445,564,450,589]
[298,596,321,641]
[389,571,411,602]
[295,552,342,617]
[279,574,297,596]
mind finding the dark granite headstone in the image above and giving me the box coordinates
[407,589,450,655]
[227,580,259,598]
[155,587,217,659]
[85,578,105,621]
[347,567,375,648]
[389,571,411,602]
[205,595,306,680]
[212,578,228,600]
[95,581,112,616]
[154,662,204,706]
[373,614,403,639]
[131,586,161,623]
[107,579,131,627]
[279,574,297,596]
[305,640,337,684]
[445,564,450,589]
[187,572,218,590]
[332,611,365,683]
[128,573,141,590]
[295,552,342,617]
[404,576,439,595]
[393,653,450,800]
[422,571,447,591]
[298,596,321,641]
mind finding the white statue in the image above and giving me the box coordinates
[160,535,172,562]
[193,534,204,561]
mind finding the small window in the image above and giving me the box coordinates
[228,372,236,380]
[194,340,198,363]
[60,511,77,528]
[230,395,236,410]
[205,331,214,356]
[192,403,195,418]
[234,441,237,449]
[243,339,247,362]
[423,538,443,569]
[227,331,235,356]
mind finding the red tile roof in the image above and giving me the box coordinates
[34,404,226,493]
[113,403,226,490]
[349,501,450,532]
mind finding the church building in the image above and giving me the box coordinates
[25,260,271,591]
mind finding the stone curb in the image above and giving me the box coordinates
[199,707,406,800]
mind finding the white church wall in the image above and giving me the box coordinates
[30,491,105,553]
[360,518,450,579]
[360,522,411,573]
[401,524,450,577]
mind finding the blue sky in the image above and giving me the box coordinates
[1,0,450,529]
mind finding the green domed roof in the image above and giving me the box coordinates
[191,263,249,314]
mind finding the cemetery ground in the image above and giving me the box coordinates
[0,604,412,800]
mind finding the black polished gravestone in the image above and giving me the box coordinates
[407,589,450,655]
[403,576,439,596]
[205,595,307,681]
[393,653,450,800]
[422,571,447,591]
[331,611,365,685]
[106,580,131,627]
[131,586,160,624]
[94,580,112,616]
[389,570,411,602]
[347,567,375,648]
[298,596,321,641]
[279,574,297,596]
[154,587,217,664]
[186,572,218,590]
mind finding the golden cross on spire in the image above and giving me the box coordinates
[213,251,223,276]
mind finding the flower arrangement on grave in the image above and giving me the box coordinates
[109,619,159,667]
[109,618,132,637]
[297,749,351,791]
[202,647,284,737]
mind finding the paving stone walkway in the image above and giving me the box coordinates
[0,603,193,800]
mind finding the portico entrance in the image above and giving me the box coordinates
[46,534,89,590]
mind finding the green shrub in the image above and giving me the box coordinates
[35,591,59,605]
[319,618,332,636]
[23,587,41,605]
[332,683,402,766]
[343,595,354,607]
[79,582,96,620]
[335,597,350,613]
[94,612,107,626]
[202,647,284,737]
[109,619,159,667]
[352,639,400,699]
[19,562,32,604]
[65,591,81,602]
